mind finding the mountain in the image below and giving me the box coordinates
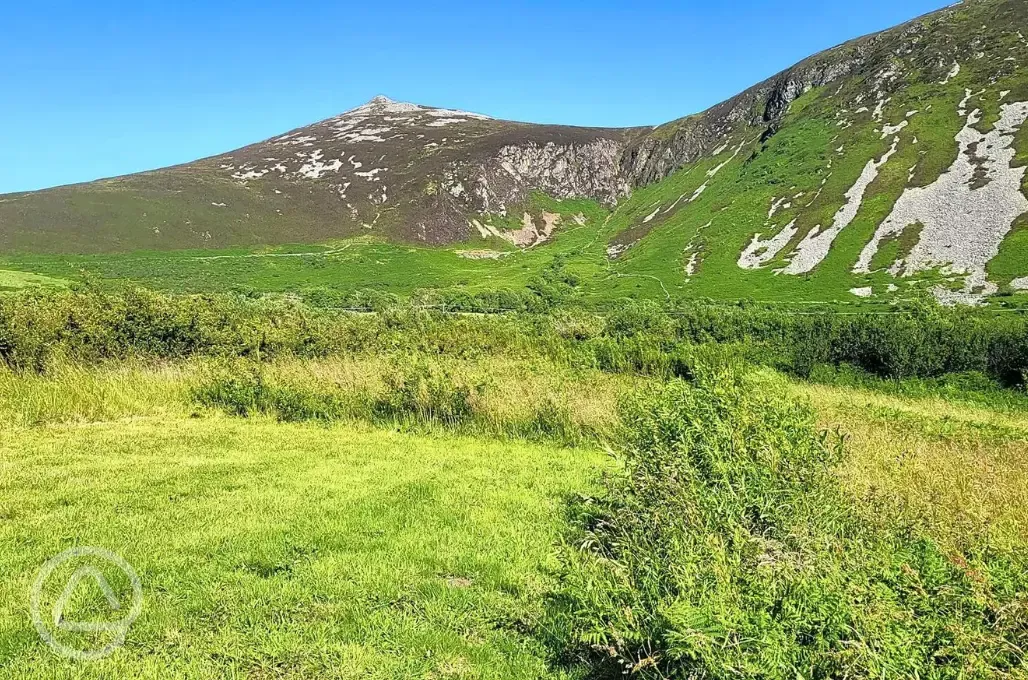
[2,0,1028,304]
[0,96,648,252]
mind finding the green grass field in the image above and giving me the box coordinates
[0,411,606,678]
[0,353,1024,677]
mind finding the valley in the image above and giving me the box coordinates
[3,2,1028,678]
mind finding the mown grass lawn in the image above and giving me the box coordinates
[0,416,606,678]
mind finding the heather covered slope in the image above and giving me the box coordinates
[1,0,1028,305]
[0,98,641,253]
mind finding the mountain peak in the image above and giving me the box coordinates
[344,95,493,121]
[364,95,416,110]
[343,95,423,116]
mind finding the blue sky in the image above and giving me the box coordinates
[1,0,948,194]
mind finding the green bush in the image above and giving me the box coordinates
[374,358,485,427]
[300,286,400,311]
[191,362,268,417]
[603,300,674,340]
[545,369,1028,678]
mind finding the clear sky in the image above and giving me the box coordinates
[1,0,949,194]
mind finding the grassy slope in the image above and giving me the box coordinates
[0,171,372,254]
[601,54,1028,304]
[0,196,615,299]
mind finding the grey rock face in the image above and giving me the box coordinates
[477,139,632,210]
[619,55,874,188]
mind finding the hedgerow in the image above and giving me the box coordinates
[0,288,1026,388]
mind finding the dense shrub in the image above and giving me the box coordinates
[0,288,340,368]
[789,306,1028,385]
[300,286,401,311]
[420,287,546,314]
[602,300,675,340]
[545,370,1028,678]
[191,362,266,417]
[0,288,570,368]
[0,287,1026,390]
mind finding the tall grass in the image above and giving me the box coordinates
[0,351,633,443]
[0,361,189,426]
[799,378,1028,553]
[190,356,628,446]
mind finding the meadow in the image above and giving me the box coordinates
[0,288,1025,678]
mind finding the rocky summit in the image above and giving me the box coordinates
[2,0,1028,304]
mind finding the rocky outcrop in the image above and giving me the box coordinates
[621,122,729,188]
[469,139,631,213]
[855,100,1028,302]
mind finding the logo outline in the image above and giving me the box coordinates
[30,547,143,661]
